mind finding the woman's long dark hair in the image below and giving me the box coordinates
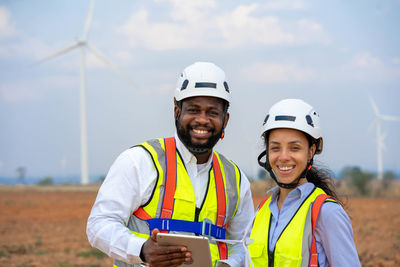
[306,165,343,206]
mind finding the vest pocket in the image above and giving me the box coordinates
[172,191,196,221]
[174,190,194,202]
[274,252,301,266]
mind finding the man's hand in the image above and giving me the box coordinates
[140,229,192,267]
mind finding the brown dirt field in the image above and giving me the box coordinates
[0,185,399,267]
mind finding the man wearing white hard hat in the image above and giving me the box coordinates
[87,62,254,267]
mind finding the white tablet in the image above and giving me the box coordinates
[157,233,212,267]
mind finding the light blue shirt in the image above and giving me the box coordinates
[267,183,361,267]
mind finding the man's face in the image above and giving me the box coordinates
[174,96,229,155]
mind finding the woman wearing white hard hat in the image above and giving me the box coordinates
[248,99,361,267]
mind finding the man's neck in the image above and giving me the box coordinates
[194,151,212,164]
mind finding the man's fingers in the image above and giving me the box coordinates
[151,228,160,242]
[149,251,192,267]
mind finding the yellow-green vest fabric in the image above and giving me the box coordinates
[249,187,328,267]
[114,138,241,267]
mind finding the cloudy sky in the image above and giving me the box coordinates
[1,0,400,182]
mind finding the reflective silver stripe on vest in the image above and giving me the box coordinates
[216,153,240,225]
[145,139,168,219]
[126,139,168,236]
[300,205,313,267]
[113,261,142,267]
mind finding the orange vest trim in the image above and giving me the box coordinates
[309,194,334,267]
[160,137,177,220]
[212,153,228,260]
[133,207,152,220]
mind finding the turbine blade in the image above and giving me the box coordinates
[33,42,81,65]
[368,94,379,115]
[82,0,95,40]
[380,115,400,121]
[86,44,136,86]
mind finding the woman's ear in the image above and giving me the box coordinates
[308,143,316,161]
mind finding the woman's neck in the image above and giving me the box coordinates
[277,178,307,212]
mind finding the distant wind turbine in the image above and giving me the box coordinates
[368,95,400,180]
[36,0,135,185]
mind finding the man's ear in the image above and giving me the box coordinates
[223,112,230,129]
[174,105,180,121]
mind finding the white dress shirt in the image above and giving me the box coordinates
[87,134,254,266]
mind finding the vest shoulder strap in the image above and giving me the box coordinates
[133,137,176,223]
[309,194,336,267]
[257,196,270,212]
[160,137,177,219]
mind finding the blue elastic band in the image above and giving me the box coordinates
[147,218,226,239]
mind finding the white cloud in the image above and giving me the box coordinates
[341,52,400,82]
[392,57,400,64]
[353,52,384,68]
[120,8,202,50]
[168,0,216,23]
[119,2,329,50]
[262,0,307,10]
[0,6,17,38]
[216,5,295,47]
[240,62,316,83]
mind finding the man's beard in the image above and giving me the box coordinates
[175,119,223,155]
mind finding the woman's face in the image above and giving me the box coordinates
[268,128,316,185]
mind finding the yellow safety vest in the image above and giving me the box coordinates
[249,187,335,267]
[114,137,241,267]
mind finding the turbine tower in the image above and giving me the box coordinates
[368,95,400,180]
[36,0,135,184]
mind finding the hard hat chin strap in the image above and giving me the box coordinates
[257,150,313,189]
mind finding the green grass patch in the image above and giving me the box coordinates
[34,250,48,255]
[0,250,9,258]
[76,248,106,259]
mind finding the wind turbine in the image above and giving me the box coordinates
[36,0,135,185]
[368,95,400,180]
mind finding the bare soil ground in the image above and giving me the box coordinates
[0,185,399,267]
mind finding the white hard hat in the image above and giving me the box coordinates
[261,98,323,154]
[174,62,230,103]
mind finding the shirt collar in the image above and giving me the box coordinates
[174,133,213,167]
[268,182,316,202]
